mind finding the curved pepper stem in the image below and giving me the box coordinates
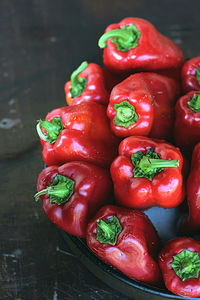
[114,100,138,128]
[188,94,200,112]
[35,174,75,205]
[196,68,200,85]
[70,61,88,98]
[131,148,179,181]
[96,216,122,245]
[170,249,200,281]
[36,118,63,144]
[98,24,141,52]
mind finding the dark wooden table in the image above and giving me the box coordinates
[1,1,200,299]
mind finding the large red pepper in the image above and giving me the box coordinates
[181,56,200,93]
[64,61,121,106]
[178,143,200,234]
[110,136,185,210]
[174,91,200,156]
[98,17,185,75]
[107,72,180,140]
[159,237,200,298]
[36,102,120,168]
[86,205,162,286]
[35,161,112,237]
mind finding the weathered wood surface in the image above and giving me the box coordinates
[1,0,200,299]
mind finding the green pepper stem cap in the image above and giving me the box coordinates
[131,148,179,181]
[188,93,200,112]
[96,216,122,245]
[34,174,75,205]
[114,100,138,128]
[70,61,88,98]
[98,24,141,52]
[170,249,200,281]
[36,118,63,144]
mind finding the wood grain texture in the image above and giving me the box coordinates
[0,0,200,299]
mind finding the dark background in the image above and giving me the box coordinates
[1,1,200,299]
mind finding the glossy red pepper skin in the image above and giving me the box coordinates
[64,63,120,106]
[100,17,185,74]
[179,143,200,234]
[174,91,200,156]
[107,72,180,140]
[86,205,162,286]
[36,162,113,237]
[110,136,185,210]
[159,237,200,298]
[39,102,120,168]
[181,57,200,93]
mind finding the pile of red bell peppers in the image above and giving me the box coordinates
[35,17,200,298]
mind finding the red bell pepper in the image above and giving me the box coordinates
[98,17,185,75]
[174,91,200,156]
[159,237,200,298]
[181,56,200,93]
[35,161,113,237]
[107,72,180,140]
[64,61,122,106]
[36,102,120,168]
[110,136,185,210]
[86,205,162,286]
[178,143,200,234]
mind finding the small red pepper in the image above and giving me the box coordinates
[64,61,121,106]
[110,136,185,210]
[174,91,200,156]
[98,17,185,75]
[35,161,112,237]
[36,102,120,168]
[107,72,180,140]
[181,56,200,93]
[86,205,162,286]
[179,143,200,234]
[159,237,200,298]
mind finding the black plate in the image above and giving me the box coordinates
[60,206,200,300]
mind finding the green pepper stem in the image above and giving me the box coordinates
[98,29,133,48]
[196,68,200,85]
[170,249,200,281]
[96,216,122,245]
[70,61,88,98]
[34,175,75,205]
[139,157,179,170]
[35,183,70,201]
[97,220,113,237]
[188,94,200,112]
[35,188,51,201]
[70,61,88,86]
[114,100,138,128]
[36,118,63,144]
[36,121,49,141]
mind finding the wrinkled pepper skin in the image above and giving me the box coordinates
[159,237,200,298]
[110,136,185,210]
[179,143,200,234]
[37,102,120,168]
[64,62,121,106]
[107,72,180,140]
[181,57,200,93]
[174,91,200,156]
[98,17,185,74]
[36,162,113,237]
[86,205,162,286]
